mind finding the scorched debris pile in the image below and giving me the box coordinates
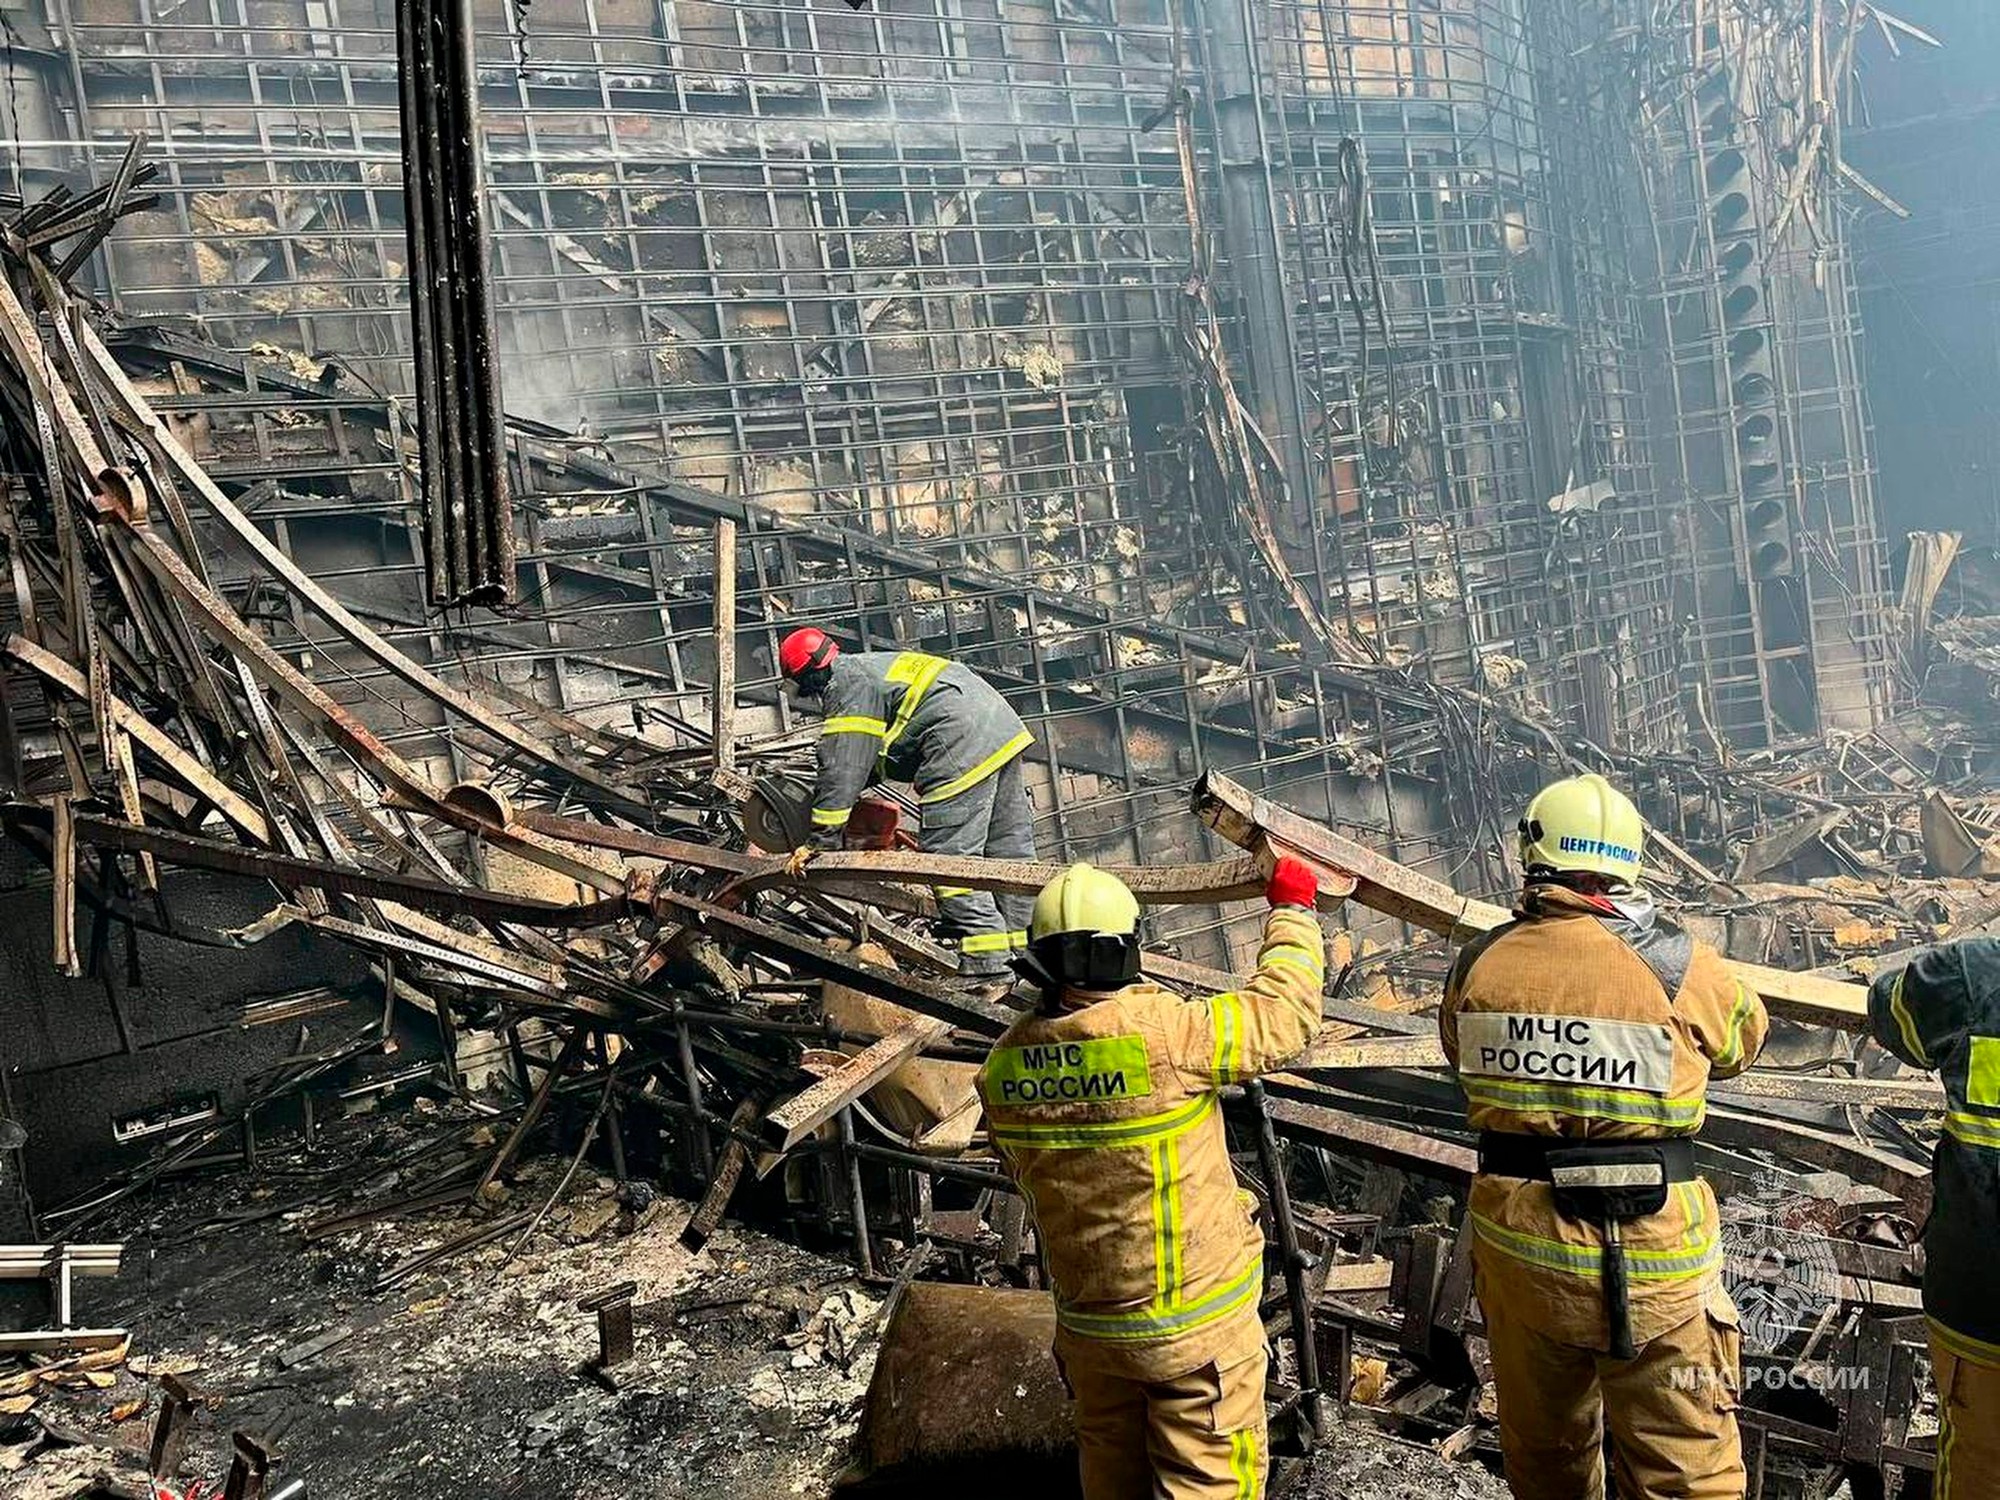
[0,173,1994,1500]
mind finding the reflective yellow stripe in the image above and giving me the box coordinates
[881,653,950,758]
[1888,971,1930,1067]
[990,1091,1214,1151]
[1265,942,1324,967]
[886,651,950,689]
[1165,1136,1184,1306]
[1211,994,1241,1084]
[1008,929,1030,949]
[1056,1255,1261,1341]
[1460,1076,1707,1129]
[822,714,887,737]
[811,805,851,827]
[1263,946,1325,979]
[1469,1210,1721,1280]
[961,930,1015,955]
[1713,981,1756,1070]
[921,730,1033,803]
[1230,1429,1255,1499]
[1969,1036,2000,1108]
[1930,1316,2000,1367]
[1940,1390,1958,1500]
[1150,1137,1177,1307]
[1677,1180,1706,1252]
[935,886,975,899]
[1945,1111,2000,1151]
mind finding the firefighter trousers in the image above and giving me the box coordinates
[1062,1345,1268,1500]
[921,755,1035,972]
[1481,1280,1744,1500]
[1931,1336,2000,1500]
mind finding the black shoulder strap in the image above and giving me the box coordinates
[1599,915,1695,1004]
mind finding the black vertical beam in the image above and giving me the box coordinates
[399,0,515,608]
[1197,0,1313,524]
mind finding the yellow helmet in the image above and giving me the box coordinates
[1030,862,1139,942]
[1517,774,1645,885]
[1026,863,1140,990]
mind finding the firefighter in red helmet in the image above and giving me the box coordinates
[776,628,1037,978]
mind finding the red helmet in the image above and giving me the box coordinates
[778,627,838,680]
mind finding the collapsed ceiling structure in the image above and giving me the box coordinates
[0,0,1997,1497]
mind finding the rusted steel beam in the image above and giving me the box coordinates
[1714,1073,1945,1111]
[50,793,80,978]
[1293,1035,1447,1072]
[1261,1092,1476,1185]
[681,1098,763,1253]
[473,1025,587,1205]
[0,273,118,509]
[712,518,737,773]
[1191,771,1869,1031]
[513,809,1275,994]
[372,902,569,991]
[67,312,637,808]
[751,851,1282,908]
[1192,771,1506,938]
[0,809,629,932]
[1704,1107,1931,1220]
[763,1017,951,1152]
[512,805,1281,909]
[650,888,1016,1035]
[6,634,272,843]
[122,529,625,898]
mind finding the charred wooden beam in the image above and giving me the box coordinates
[1191,770,1870,1030]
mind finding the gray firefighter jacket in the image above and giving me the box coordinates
[1869,936,2000,1363]
[806,651,1031,842]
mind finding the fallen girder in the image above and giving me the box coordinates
[1191,770,1873,1029]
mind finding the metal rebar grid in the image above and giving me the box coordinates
[30,0,1727,751]
[1619,1,1892,749]
[40,0,1193,608]
[0,0,1905,930]
[1239,0,1686,750]
[57,322,1515,970]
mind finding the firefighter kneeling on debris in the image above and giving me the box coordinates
[1866,937,2000,1500]
[1440,773,1769,1500]
[977,855,1326,1500]
[777,628,1037,977]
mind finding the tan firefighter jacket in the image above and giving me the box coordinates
[976,905,1326,1382]
[1439,883,1768,1348]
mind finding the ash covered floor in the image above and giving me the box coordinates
[1,1112,1510,1500]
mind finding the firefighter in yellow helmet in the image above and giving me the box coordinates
[977,856,1327,1500]
[1438,774,1768,1500]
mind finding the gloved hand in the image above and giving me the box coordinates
[784,845,817,879]
[1266,854,1318,909]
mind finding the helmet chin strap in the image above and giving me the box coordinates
[1011,947,1065,1011]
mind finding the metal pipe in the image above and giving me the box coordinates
[1245,1078,1328,1440]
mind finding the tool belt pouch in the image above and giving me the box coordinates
[1543,1145,1670,1224]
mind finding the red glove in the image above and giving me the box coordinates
[1266,854,1318,909]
